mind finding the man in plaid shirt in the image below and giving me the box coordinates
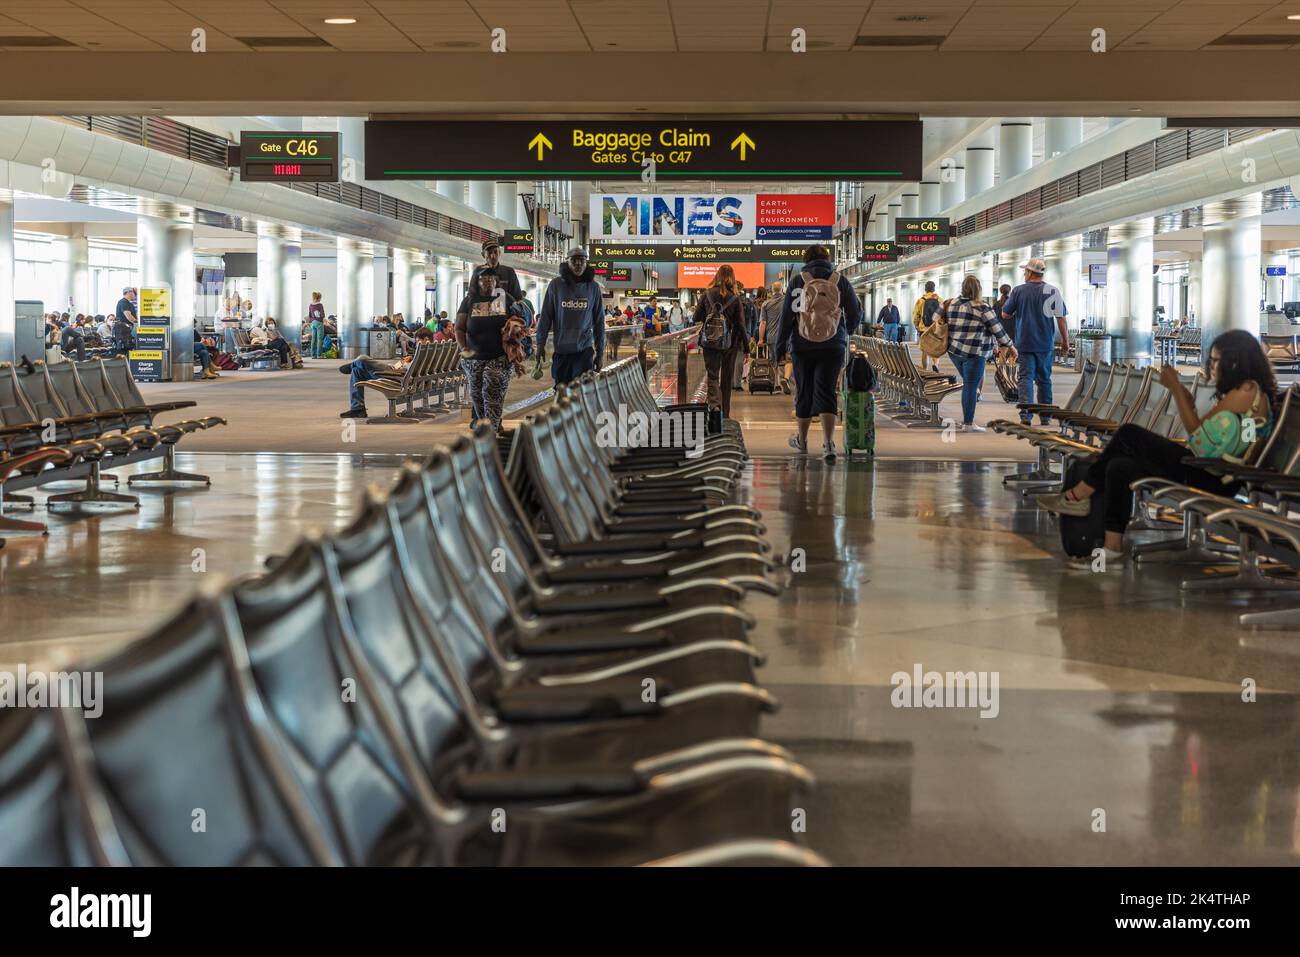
[943,276,1017,432]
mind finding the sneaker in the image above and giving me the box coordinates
[788,434,808,454]
[780,378,792,395]
[339,407,368,419]
[1068,548,1127,570]
[822,441,837,463]
[1035,491,1091,518]
[966,423,987,433]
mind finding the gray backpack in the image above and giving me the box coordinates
[699,291,737,351]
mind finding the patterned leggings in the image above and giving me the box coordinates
[461,354,513,431]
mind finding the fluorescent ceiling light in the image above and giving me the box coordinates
[324,18,357,25]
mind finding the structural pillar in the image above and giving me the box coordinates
[919,178,941,215]
[468,180,495,217]
[436,181,466,204]
[965,129,996,199]
[256,233,303,346]
[140,216,196,381]
[53,229,90,315]
[1044,117,1083,160]
[900,185,919,218]
[0,193,15,363]
[435,258,453,315]
[337,239,372,359]
[939,163,965,211]
[495,182,519,227]
[1201,217,1262,360]
[409,254,428,321]
[1105,232,1155,362]
[999,118,1034,182]
[391,248,412,321]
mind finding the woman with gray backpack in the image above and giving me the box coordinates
[693,264,751,434]
[776,244,863,462]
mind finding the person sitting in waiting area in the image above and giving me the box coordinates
[338,326,435,419]
[194,330,222,380]
[1036,330,1275,569]
[250,317,291,368]
[60,317,87,361]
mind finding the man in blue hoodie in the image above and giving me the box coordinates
[537,246,606,385]
[777,245,862,462]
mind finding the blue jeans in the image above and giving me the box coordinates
[223,327,238,354]
[883,322,901,343]
[348,358,381,410]
[951,354,986,425]
[195,342,211,372]
[310,320,324,358]
[1016,350,1053,423]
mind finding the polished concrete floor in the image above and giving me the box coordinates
[4,445,1300,866]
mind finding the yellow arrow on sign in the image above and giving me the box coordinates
[528,132,553,160]
[730,132,756,160]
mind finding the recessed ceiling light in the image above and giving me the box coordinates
[1289,14,1300,20]
[1128,107,1142,112]
[324,18,357,25]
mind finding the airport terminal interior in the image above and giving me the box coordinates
[3,0,1300,881]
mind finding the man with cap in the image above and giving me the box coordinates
[468,237,524,303]
[1001,257,1070,426]
[537,246,605,385]
[113,286,138,356]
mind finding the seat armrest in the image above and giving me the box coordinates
[543,561,670,584]
[141,400,198,412]
[491,675,667,722]
[515,626,672,654]
[553,534,673,555]
[454,766,645,801]
[532,586,666,614]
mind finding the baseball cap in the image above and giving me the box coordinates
[567,246,587,259]
[1020,257,1046,274]
[481,237,500,252]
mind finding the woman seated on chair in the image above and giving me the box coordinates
[1036,329,1276,568]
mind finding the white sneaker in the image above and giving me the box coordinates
[966,423,988,433]
[788,434,808,454]
[1068,548,1127,570]
[822,441,837,463]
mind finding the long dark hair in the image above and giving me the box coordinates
[1208,329,1276,399]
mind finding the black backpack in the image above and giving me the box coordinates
[698,292,737,351]
[846,353,875,393]
[921,296,942,326]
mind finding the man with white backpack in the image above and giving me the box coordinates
[777,245,862,462]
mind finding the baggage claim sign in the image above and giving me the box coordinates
[364,120,922,181]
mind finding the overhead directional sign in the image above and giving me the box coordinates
[861,240,898,263]
[895,218,950,246]
[588,243,828,263]
[365,120,921,181]
[239,131,339,183]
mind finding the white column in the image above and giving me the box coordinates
[1202,217,1262,360]
[965,129,996,198]
[436,181,466,204]
[256,233,302,343]
[468,180,495,216]
[436,258,453,314]
[900,185,919,218]
[409,254,428,321]
[336,240,371,359]
[919,178,941,215]
[999,118,1034,182]
[495,182,519,226]
[373,253,390,317]
[1060,244,1083,332]
[139,216,196,380]
[53,230,90,315]
[391,249,412,321]
[1044,117,1083,160]
[1187,257,1202,325]
[939,162,965,210]
[877,209,893,244]
[1106,233,1154,361]
[0,194,16,363]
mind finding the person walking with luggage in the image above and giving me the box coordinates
[945,276,1017,433]
[469,237,524,302]
[912,282,945,373]
[456,268,522,433]
[877,298,902,342]
[536,247,605,386]
[777,244,861,462]
[693,265,749,431]
[1002,257,1069,426]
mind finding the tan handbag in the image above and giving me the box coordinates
[918,318,948,358]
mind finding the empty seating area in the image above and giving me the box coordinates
[0,356,225,547]
[854,336,961,428]
[0,357,825,867]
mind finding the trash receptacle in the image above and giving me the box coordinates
[1075,334,1111,371]
[366,329,396,359]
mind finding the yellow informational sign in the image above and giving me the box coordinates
[139,287,171,319]
[128,350,163,361]
[135,327,167,337]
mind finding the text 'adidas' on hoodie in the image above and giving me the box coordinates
[537,260,605,358]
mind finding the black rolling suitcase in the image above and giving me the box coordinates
[748,344,778,394]
[994,361,1019,402]
[1058,455,1106,558]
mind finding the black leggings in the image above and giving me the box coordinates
[1082,423,1229,533]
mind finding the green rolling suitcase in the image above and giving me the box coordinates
[843,388,875,457]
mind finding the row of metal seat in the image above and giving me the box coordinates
[0,356,224,545]
[853,336,961,428]
[359,340,469,424]
[0,357,823,866]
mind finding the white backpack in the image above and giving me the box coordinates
[797,270,841,342]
